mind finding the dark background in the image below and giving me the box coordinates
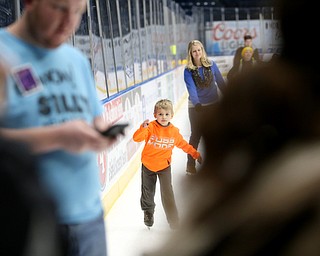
[175,0,275,15]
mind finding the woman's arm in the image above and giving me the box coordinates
[184,68,200,106]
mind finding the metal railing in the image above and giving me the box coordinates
[1,1,279,100]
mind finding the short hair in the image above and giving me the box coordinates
[244,34,253,40]
[154,99,174,115]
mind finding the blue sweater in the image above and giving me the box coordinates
[184,61,226,106]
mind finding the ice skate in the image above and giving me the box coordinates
[144,211,154,229]
[186,164,196,176]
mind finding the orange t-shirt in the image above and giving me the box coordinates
[133,120,200,172]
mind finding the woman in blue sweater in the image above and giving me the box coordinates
[184,40,226,175]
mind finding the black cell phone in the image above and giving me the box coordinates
[100,123,129,138]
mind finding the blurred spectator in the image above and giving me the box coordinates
[233,34,261,66]
[142,0,320,255]
[227,46,258,81]
[0,137,64,256]
[0,63,63,256]
[269,53,280,63]
[0,1,118,255]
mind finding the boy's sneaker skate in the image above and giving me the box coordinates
[144,211,154,227]
[186,164,196,175]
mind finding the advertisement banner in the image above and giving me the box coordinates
[205,19,281,56]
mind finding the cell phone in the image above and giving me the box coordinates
[100,123,129,138]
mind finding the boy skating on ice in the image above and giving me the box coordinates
[133,99,202,229]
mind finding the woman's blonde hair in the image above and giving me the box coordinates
[186,40,212,70]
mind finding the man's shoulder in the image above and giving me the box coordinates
[60,43,88,61]
[61,43,82,54]
[236,47,244,52]
[0,28,10,40]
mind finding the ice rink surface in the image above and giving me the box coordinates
[105,99,201,256]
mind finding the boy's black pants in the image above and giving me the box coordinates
[140,164,178,225]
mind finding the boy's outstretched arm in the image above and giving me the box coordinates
[133,119,150,142]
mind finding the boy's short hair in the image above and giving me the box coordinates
[154,99,174,114]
